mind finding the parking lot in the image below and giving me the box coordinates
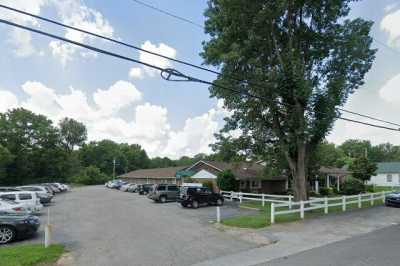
[31,185,259,266]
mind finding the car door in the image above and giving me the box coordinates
[198,188,211,204]
[167,185,178,200]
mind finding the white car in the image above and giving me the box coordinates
[0,199,28,214]
[0,191,43,214]
[120,184,133,192]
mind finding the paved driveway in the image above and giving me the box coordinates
[34,185,258,266]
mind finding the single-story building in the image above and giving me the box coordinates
[184,160,288,194]
[119,166,188,184]
[315,166,351,192]
[368,162,400,187]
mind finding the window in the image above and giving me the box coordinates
[19,193,32,200]
[0,194,16,201]
[157,185,166,191]
[167,185,178,191]
[387,174,393,183]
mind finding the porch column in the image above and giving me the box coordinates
[337,175,340,191]
[326,175,330,188]
[315,180,319,194]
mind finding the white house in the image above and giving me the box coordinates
[368,162,400,187]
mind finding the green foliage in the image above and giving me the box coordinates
[0,144,13,184]
[217,170,237,191]
[0,244,64,266]
[59,117,87,151]
[319,187,334,196]
[69,166,108,185]
[202,0,376,200]
[340,177,365,195]
[349,157,377,183]
[365,184,374,193]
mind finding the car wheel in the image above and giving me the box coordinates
[181,203,187,208]
[0,226,15,244]
[192,200,199,209]
[160,196,167,203]
[216,199,223,206]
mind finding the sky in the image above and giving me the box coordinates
[0,0,400,159]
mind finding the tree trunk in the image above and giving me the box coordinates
[288,143,308,202]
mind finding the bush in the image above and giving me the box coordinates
[217,170,238,191]
[341,178,365,195]
[68,166,108,185]
[365,184,374,193]
[319,187,334,196]
[308,191,318,197]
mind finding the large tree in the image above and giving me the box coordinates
[59,117,87,151]
[202,0,376,200]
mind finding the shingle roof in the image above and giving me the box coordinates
[376,162,400,174]
[319,166,351,175]
[119,166,188,179]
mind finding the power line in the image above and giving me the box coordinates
[0,18,399,133]
[129,0,203,29]
[0,18,264,101]
[338,108,400,127]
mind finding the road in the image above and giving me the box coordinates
[258,224,400,266]
[38,185,258,266]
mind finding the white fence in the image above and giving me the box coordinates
[220,190,294,207]
[270,191,387,224]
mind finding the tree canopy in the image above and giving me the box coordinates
[202,0,376,200]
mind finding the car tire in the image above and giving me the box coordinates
[192,200,199,209]
[0,226,15,244]
[216,199,223,206]
[160,196,167,203]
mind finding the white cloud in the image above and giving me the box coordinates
[381,8,400,48]
[0,90,19,112]
[138,41,177,77]
[93,80,142,116]
[129,68,143,79]
[379,72,400,104]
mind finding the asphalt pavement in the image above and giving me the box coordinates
[259,224,400,266]
[37,185,258,266]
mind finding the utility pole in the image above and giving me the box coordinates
[113,158,116,180]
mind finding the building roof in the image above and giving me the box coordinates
[376,162,400,174]
[319,166,351,176]
[119,166,188,179]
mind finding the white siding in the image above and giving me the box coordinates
[191,169,217,179]
[368,173,400,186]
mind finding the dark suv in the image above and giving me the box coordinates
[138,184,154,195]
[179,187,224,208]
[148,184,179,203]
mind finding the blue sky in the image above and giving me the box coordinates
[1,0,400,158]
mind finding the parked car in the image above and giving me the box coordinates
[39,184,57,195]
[119,183,132,192]
[385,192,400,207]
[0,199,28,214]
[0,187,21,192]
[0,192,43,214]
[0,211,40,244]
[148,184,179,203]
[137,184,154,195]
[52,183,69,192]
[178,187,224,208]
[127,184,137,193]
[42,183,60,194]
[17,186,53,204]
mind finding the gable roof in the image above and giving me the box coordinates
[319,166,351,176]
[119,166,188,179]
[376,162,400,174]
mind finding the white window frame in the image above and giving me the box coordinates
[387,174,393,183]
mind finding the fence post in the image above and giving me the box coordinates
[324,197,328,214]
[342,196,346,212]
[239,192,242,203]
[44,208,51,248]
[382,192,386,203]
[262,194,265,207]
[216,206,221,223]
[300,201,304,219]
[289,195,293,209]
[370,193,374,206]
[230,191,233,201]
[270,202,275,224]
[358,194,362,208]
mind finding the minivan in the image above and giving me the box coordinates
[0,192,43,214]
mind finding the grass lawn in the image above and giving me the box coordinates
[0,244,64,266]
[373,186,399,192]
[222,197,385,229]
